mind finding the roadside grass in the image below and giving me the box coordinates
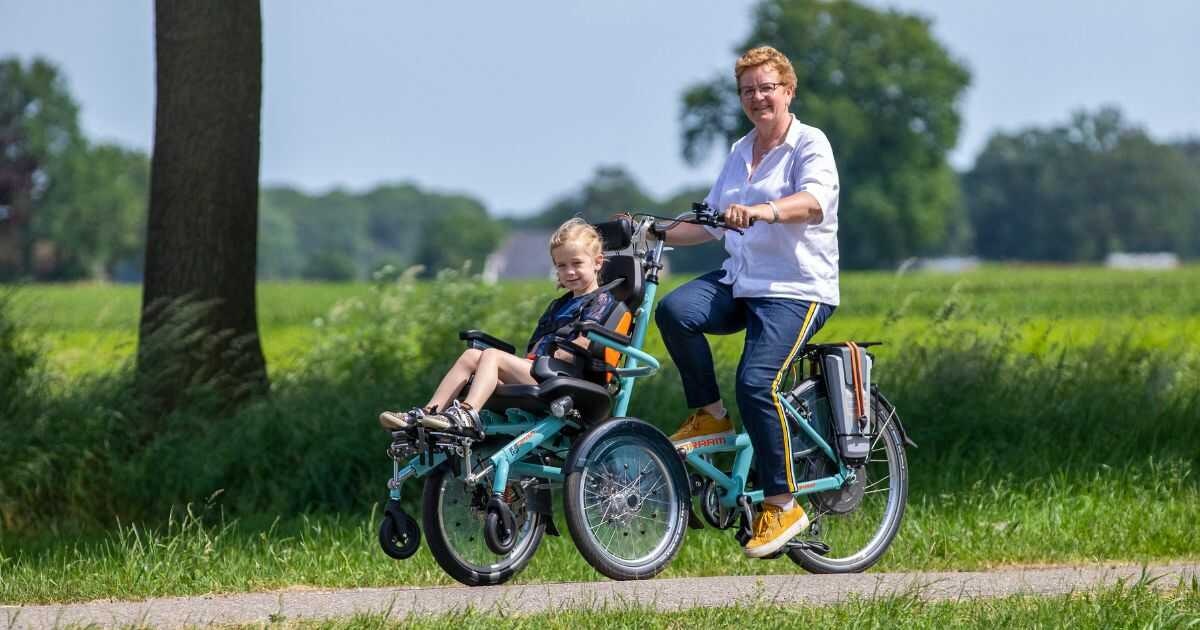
[295,580,1200,629]
[2,457,1197,604]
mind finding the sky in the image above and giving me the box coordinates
[2,1,1197,216]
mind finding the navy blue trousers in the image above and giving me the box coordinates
[655,270,835,496]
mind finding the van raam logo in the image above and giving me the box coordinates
[506,430,539,457]
[678,435,729,453]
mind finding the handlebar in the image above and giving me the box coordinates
[687,201,735,231]
[639,201,744,238]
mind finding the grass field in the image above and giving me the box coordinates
[12,266,1200,376]
[277,581,1200,629]
[1,266,1198,604]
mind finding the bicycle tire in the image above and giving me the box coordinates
[422,464,545,586]
[564,421,689,580]
[788,391,908,573]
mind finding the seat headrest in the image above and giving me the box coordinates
[600,254,644,310]
[593,218,634,251]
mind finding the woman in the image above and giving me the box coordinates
[654,46,839,559]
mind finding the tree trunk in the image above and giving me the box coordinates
[138,0,268,414]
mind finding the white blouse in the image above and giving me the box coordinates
[703,115,841,305]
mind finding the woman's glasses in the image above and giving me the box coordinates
[738,82,785,99]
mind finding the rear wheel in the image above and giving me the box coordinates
[422,464,545,586]
[788,391,908,573]
[564,421,689,580]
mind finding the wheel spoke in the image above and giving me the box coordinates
[791,401,907,572]
[435,470,540,574]
[870,408,896,451]
[573,438,682,567]
[864,475,889,491]
[603,520,619,550]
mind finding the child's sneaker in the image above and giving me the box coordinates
[420,401,483,437]
[379,407,427,431]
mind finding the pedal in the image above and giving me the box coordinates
[786,539,830,556]
[687,505,704,530]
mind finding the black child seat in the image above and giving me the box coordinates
[478,218,643,426]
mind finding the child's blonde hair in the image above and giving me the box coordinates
[549,218,604,258]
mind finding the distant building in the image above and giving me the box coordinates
[902,256,981,273]
[1105,252,1180,270]
[484,230,555,282]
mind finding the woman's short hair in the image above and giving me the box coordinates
[549,217,603,258]
[735,46,797,89]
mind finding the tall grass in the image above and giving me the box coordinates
[2,269,1198,530]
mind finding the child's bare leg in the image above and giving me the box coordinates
[463,349,536,410]
[424,348,482,412]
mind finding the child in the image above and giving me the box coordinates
[379,218,618,436]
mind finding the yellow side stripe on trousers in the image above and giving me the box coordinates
[771,301,819,492]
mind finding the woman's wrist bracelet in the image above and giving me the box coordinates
[766,200,780,224]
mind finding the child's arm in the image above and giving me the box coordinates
[552,336,591,362]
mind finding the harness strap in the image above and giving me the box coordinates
[845,341,868,427]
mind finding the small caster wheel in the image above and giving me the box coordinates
[484,495,517,555]
[379,502,421,559]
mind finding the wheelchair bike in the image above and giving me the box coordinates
[378,203,914,585]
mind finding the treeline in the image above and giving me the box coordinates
[966,108,1200,262]
[259,166,724,280]
[257,184,502,281]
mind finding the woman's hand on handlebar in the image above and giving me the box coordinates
[723,203,770,229]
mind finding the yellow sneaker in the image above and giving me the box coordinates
[743,502,810,558]
[669,410,735,447]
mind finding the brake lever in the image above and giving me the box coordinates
[690,201,744,235]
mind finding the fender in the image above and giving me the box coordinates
[873,387,917,449]
[563,416,680,477]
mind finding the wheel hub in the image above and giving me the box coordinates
[604,491,641,526]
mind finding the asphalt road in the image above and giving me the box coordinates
[3,562,1197,629]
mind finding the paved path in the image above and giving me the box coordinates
[3,563,1197,629]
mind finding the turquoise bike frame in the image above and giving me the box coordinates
[389,236,852,509]
[389,244,663,500]
[682,392,852,508]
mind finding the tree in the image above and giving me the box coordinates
[138,1,268,413]
[679,0,971,268]
[0,57,84,279]
[412,196,505,275]
[532,166,658,228]
[37,144,149,280]
[257,188,305,280]
[965,107,1200,262]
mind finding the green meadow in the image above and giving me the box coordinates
[1,266,1198,603]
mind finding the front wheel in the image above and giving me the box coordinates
[422,464,546,586]
[563,419,689,580]
[788,391,908,573]
[378,503,420,560]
